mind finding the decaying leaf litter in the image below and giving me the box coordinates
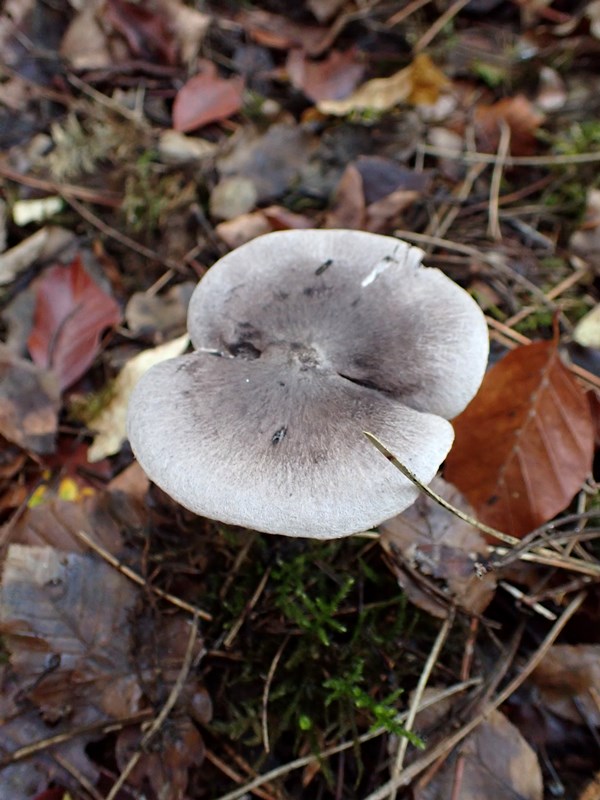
[1,0,600,798]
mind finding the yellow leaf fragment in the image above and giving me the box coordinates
[317,54,449,116]
[87,334,190,462]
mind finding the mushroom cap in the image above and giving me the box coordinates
[127,229,488,538]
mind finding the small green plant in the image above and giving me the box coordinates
[324,660,424,746]
[272,552,354,646]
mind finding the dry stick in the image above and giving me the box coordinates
[362,590,586,800]
[213,679,481,800]
[223,567,272,649]
[74,529,212,621]
[487,119,511,241]
[363,433,600,578]
[67,72,150,128]
[424,163,486,242]
[0,161,121,208]
[413,0,472,51]
[53,752,105,800]
[388,611,455,800]
[63,194,188,274]
[262,636,290,754]
[105,612,201,800]
[503,262,591,329]
[204,750,278,800]
[386,0,433,26]
[419,143,600,166]
[0,712,152,768]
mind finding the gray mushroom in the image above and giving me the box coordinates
[127,229,488,539]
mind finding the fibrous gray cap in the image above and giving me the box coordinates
[127,229,488,539]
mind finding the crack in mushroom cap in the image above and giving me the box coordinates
[127,230,489,539]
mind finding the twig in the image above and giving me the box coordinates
[204,750,277,800]
[499,580,557,620]
[74,529,212,620]
[386,0,433,26]
[388,611,455,800]
[362,591,586,800]
[0,712,152,768]
[487,119,511,240]
[105,612,201,800]
[63,194,188,274]
[223,567,271,649]
[419,143,600,166]
[413,0,471,52]
[0,161,121,207]
[364,432,518,546]
[213,679,481,800]
[262,636,290,753]
[364,433,600,578]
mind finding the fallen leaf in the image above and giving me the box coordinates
[445,341,594,537]
[571,189,600,267]
[125,282,194,339]
[88,334,190,462]
[27,255,121,392]
[105,0,178,65]
[286,48,364,103]
[217,123,316,203]
[0,345,61,454]
[324,163,365,229]
[530,644,600,727]
[238,8,335,55]
[474,94,545,156]
[318,54,449,116]
[0,544,142,721]
[216,211,273,249]
[0,664,98,800]
[574,304,600,348]
[172,62,244,133]
[380,477,496,618]
[413,708,543,800]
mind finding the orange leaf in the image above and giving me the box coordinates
[172,63,244,133]
[445,341,594,537]
[27,255,121,391]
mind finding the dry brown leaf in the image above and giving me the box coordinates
[0,345,60,455]
[318,54,449,116]
[445,340,594,537]
[474,94,545,156]
[324,163,365,229]
[286,47,364,103]
[530,644,600,727]
[125,282,194,339]
[413,708,543,800]
[380,477,496,618]
[0,544,142,722]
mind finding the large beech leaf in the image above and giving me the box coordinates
[445,341,594,537]
[27,255,121,391]
[0,544,141,721]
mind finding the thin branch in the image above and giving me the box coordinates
[105,613,201,800]
[74,529,212,621]
[362,591,586,800]
[388,611,455,800]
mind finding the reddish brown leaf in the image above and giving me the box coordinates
[27,256,121,392]
[474,95,545,156]
[105,0,178,65]
[286,48,364,103]
[445,341,594,537]
[172,62,244,133]
[324,163,365,229]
